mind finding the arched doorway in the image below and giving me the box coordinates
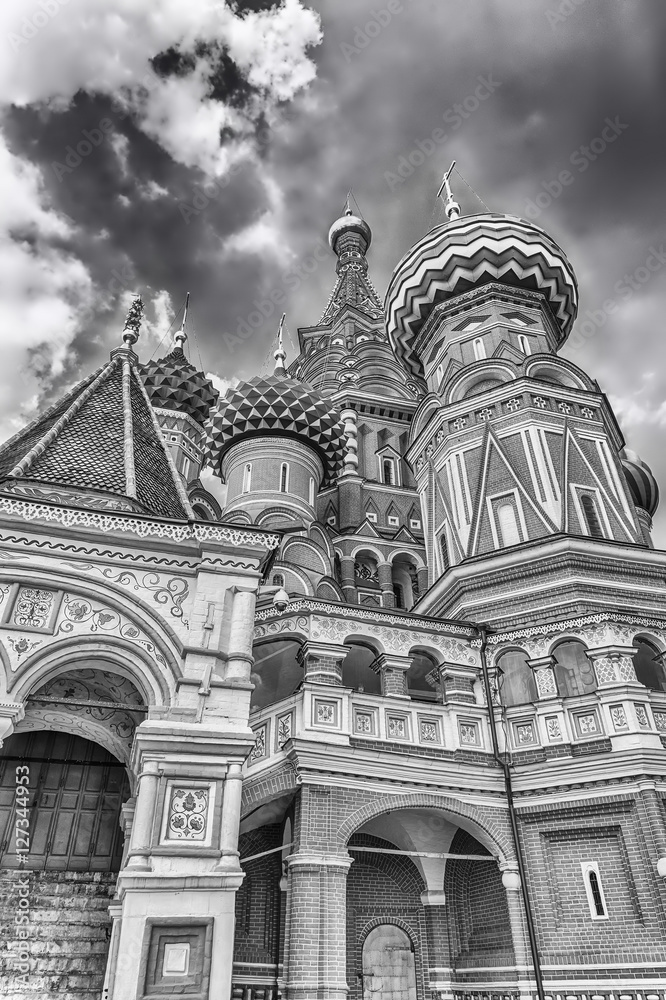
[362,925,417,1000]
[0,731,130,997]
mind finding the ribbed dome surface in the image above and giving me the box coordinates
[621,449,660,517]
[205,373,346,479]
[141,347,218,426]
[385,213,579,375]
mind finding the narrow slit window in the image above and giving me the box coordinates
[518,334,531,355]
[581,493,603,538]
[309,477,315,506]
[383,459,394,485]
[243,464,252,493]
[473,337,486,361]
[581,862,608,919]
[280,463,289,493]
[439,534,449,571]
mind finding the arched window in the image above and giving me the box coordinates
[473,337,486,361]
[382,459,395,485]
[582,863,608,919]
[272,573,285,588]
[552,640,596,697]
[242,463,252,493]
[496,649,537,707]
[280,463,289,493]
[518,334,531,355]
[632,636,666,691]
[497,501,521,547]
[581,494,603,538]
[308,477,315,506]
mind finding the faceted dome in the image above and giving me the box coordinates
[621,449,660,517]
[328,211,372,252]
[205,373,346,480]
[385,213,579,376]
[141,347,218,426]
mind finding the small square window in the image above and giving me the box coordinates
[366,512,378,523]
[387,515,399,527]
[410,519,421,530]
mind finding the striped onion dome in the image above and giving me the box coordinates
[205,373,346,480]
[328,210,372,252]
[621,449,660,517]
[385,213,579,376]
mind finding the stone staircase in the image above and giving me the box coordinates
[0,869,115,1000]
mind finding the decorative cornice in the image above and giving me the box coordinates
[483,610,666,647]
[0,495,280,550]
[254,598,475,637]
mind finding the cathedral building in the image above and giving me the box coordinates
[1,185,666,1000]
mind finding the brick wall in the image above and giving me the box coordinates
[0,869,115,1000]
[235,824,282,967]
[444,828,514,968]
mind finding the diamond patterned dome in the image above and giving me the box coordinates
[141,347,218,426]
[205,373,345,479]
[385,213,579,376]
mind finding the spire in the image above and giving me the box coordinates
[121,294,144,348]
[437,161,461,222]
[274,313,287,376]
[320,199,382,325]
[173,292,190,351]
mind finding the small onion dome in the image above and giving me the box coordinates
[205,373,346,480]
[328,210,372,253]
[621,448,660,517]
[385,213,579,376]
[141,347,219,426]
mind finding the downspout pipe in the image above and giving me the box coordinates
[476,624,546,1000]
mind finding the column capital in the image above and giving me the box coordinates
[586,645,638,686]
[298,640,348,685]
[527,655,558,700]
[287,851,353,871]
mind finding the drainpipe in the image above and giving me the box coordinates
[476,624,546,1000]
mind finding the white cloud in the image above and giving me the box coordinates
[0,130,94,439]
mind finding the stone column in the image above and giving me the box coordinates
[437,663,477,705]
[284,853,352,1000]
[216,763,243,871]
[373,653,412,699]
[339,555,356,603]
[124,761,160,871]
[227,589,256,681]
[586,645,639,687]
[527,655,558,700]
[377,561,395,608]
[500,864,533,998]
[416,566,429,597]
[421,892,451,991]
[298,641,349,686]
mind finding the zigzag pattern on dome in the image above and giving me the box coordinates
[385,213,579,376]
[141,347,218,425]
[205,374,346,480]
[622,449,660,517]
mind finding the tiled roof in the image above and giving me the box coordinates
[0,349,192,520]
[140,347,218,426]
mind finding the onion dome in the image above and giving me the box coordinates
[328,207,372,253]
[205,373,346,480]
[141,347,218,426]
[621,448,660,517]
[385,213,579,376]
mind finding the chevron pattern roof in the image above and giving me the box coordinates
[141,347,218,425]
[205,374,346,479]
[385,213,579,375]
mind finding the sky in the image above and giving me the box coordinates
[1,0,666,539]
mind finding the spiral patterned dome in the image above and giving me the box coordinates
[205,373,346,480]
[385,213,579,376]
[621,449,660,517]
[141,347,218,426]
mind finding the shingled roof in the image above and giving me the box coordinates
[0,348,193,520]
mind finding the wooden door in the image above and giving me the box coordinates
[0,731,129,870]
[362,925,417,1000]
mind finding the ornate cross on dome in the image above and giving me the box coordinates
[174,291,190,350]
[122,294,144,347]
[274,312,287,375]
[436,161,461,222]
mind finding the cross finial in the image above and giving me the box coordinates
[274,313,287,375]
[122,294,144,347]
[344,189,353,216]
[174,292,190,350]
[436,161,461,221]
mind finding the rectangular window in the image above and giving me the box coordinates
[280,463,289,493]
[387,515,399,527]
